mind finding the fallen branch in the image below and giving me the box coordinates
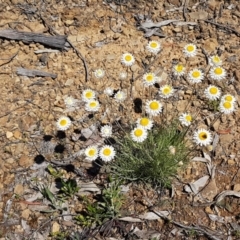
[16,67,57,79]
[0,29,67,49]
[203,20,240,37]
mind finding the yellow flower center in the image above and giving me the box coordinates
[149,101,159,110]
[90,102,97,108]
[146,74,154,82]
[150,42,158,48]
[125,55,132,62]
[163,87,171,95]
[225,95,233,102]
[192,71,200,78]
[86,92,93,98]
[88,149,96,156]
[60,119,67,126]
[199,132,208,140]
[140,118,149,126]
[176,65,184,72]
[214,67,223,75]
[185,115,192,122]
[223,101,231,109]
[187,45,194,52]
[134,129,143,137]
[209,87,218,95]
[213,56,220,63]
[103,148,111,156]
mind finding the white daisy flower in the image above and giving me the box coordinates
[179,113,192,127]
[64,96,77,108]
[183,43,197,57]
[114,90,126,102]
[104,87,114,96]
[136,117,153,130]
[99,145,116,162]
[82,89,96,102]
[84,145,98,161]
[100,125,112,138]
[119,72,127,80]
[173,64,185,76]
[56,116,71,131]
[209,67,226,81]
[221,94,236,104]
[219,101,235,114]
[209,55,222,66]
[146,40,161,54]
[85,100,100,112]
[131,126,148,143]
[193,129,212,146]
[159,85,175,98]
[188,69,204,83]
[204,85,221,101]
[94,69,105,78]
[145,100,163,116]
[121,53,135,66]
[142,73,156,86]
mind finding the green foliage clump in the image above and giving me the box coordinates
[111,122,190,188]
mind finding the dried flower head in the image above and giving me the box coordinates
[64,96,77,108]
[100,125,112,138]
[114,90,126,102]
[94,69,105,78]
[104,87,114,96]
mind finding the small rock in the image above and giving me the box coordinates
[13,130,22,139]
[201,179,218,201]
[6,131,13,138]
[233,184,240,192]
[22,209,31,219]
[203,38,218,52]
[51,222,60,233]
[228,159,235,165]
[19,155,33,167]
[14,184,24,195]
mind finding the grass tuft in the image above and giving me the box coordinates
[111,121,190,188]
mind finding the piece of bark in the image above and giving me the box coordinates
[16,67,57,79]
[0,29,67,49]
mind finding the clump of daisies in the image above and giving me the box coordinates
[110,122,190,187]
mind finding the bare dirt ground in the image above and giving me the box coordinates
[0,0,240,239]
